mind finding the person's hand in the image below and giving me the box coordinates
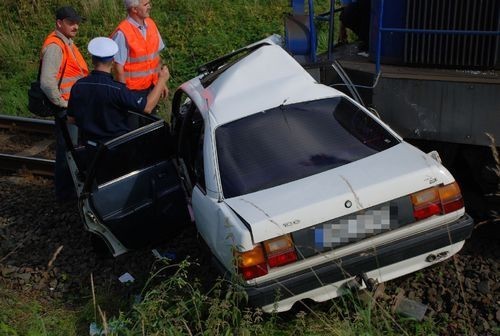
[159,65,170,82]
[161,86,169,99]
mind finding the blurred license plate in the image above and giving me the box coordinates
[315,206,391,248]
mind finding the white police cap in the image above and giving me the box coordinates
[88,37,118,58]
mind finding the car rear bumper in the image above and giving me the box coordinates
[244,213,474,310]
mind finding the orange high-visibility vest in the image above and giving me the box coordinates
[41,32,89,101]
[113,18,161,90]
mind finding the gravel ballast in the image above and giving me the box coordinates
[0,174,498,334]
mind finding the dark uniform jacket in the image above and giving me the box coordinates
[68,70,147,143]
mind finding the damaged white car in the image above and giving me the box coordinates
[64,36,473,312]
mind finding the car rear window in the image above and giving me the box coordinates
[216,97,399,198]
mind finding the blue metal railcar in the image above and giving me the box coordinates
[285,0,499,210]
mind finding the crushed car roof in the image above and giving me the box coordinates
[203,44,341,126]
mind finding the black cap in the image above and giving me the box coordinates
[55,6,83,23]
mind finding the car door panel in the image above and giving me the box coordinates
[81,119,189,251]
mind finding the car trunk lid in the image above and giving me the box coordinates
[224,142,451,244]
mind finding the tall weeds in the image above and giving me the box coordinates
[86,256,441,336]
[486,133,500,219]
[486,133,500,189]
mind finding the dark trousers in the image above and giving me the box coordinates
[54,112,76,202]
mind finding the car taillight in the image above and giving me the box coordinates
[263,234,298,268]
[236,234,298,280]
[235,245,268,280]
[438,182,464,213]
[411,187,441,220]
[411,182,464,221]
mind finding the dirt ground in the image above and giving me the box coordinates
[0,174,498,335]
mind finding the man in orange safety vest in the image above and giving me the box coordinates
[40,6,89,202]
[111,0,168,106]
[40,6,89,113]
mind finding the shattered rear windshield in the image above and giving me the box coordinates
[216,97,399,198]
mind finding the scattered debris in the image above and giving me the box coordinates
[118,272,135,283]
[373,282,386,300]
[89,322,117,336]
[89,322,102,336]
[393,290,428,321]
[152,248,176,261]
[47,245,64,269]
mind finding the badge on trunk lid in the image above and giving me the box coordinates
[282,219,301,228]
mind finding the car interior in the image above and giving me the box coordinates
[60,112,189,249]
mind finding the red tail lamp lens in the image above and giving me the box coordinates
[240,264,268,280]
[263,234,297,268]
[411,187,441,220]
[411,182,464,220]
[267,251,298,268]
[413,202,441,220]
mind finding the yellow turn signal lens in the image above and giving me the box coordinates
[235,245,268,280]
[438,181,462,202]
[235,245,266,267]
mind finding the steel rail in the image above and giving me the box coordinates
[0,153,54,177]
[0,115,54,135]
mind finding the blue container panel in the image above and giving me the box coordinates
[369,0,407,64]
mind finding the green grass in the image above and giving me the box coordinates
[0,286,80,335]
[0,0,339,117]
[0,0,282,116]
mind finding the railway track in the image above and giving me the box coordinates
[0,115,55,177]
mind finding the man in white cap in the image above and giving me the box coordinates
[67,37,169,143]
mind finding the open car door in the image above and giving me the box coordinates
[74,117,189,256]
